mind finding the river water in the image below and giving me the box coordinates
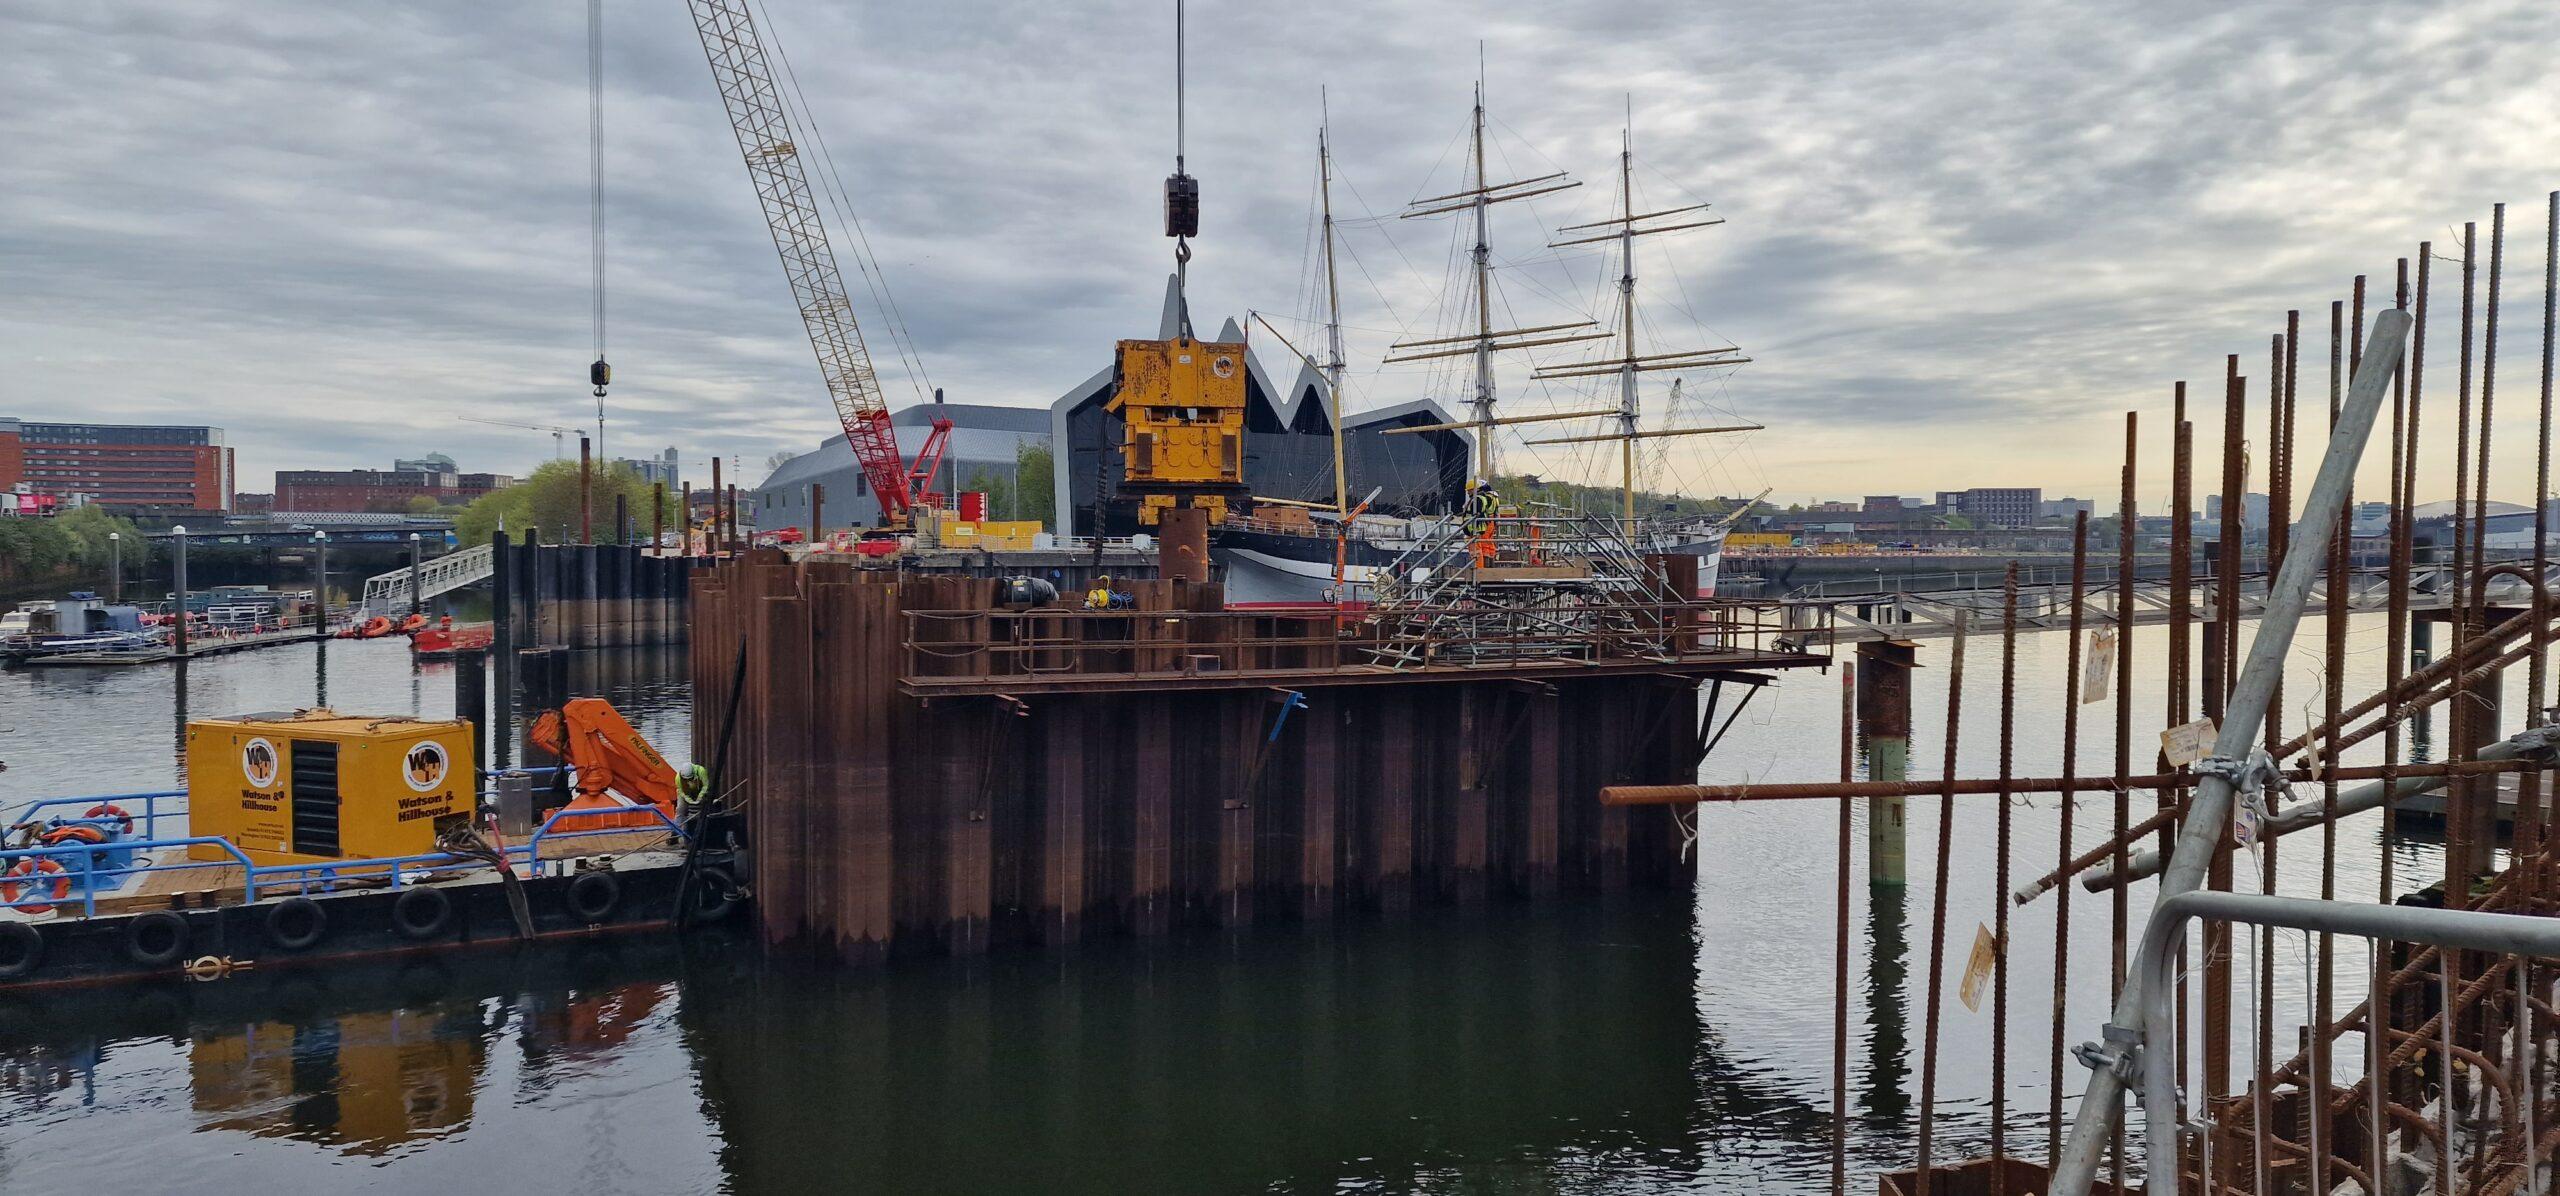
[0,618,2489,1191]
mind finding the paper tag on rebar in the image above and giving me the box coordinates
[1959,923,2000,1013]
[2082,628,2116,703]
[2160,718,2217,768]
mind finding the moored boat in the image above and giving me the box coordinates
[19,633,173,666]
[0,593,152,660]
[411,622,495,659]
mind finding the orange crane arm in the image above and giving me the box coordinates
[529,698,678,816]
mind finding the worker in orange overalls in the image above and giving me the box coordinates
[1464,482,1498,567]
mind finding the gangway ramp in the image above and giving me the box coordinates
[359,543,492,615]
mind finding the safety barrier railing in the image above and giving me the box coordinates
[524,804,686,874]
[5,779,568,850]
[1210,512,1408,542]
[1056,535,1151,553]
[249,806,681,894]
[0,836,260,918]
[899,598,1828,684]
[2057,890,2560,1196]
[5,789,187,841]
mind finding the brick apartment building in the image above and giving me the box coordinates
[275,467,512,513]
[0,418,234,511]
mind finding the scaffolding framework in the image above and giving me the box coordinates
[1362,513,1694,668]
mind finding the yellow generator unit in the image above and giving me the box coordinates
[1106,335,1248,524]
[186,709,475,866]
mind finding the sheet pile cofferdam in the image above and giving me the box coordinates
[687,560,1828,960]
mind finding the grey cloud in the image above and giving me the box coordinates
[4,0,2557,506]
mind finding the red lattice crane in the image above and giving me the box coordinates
[685,0,947,526]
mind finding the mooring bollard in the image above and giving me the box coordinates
[457,650,487,772]
[1855,638,1915,886]
[312,530,330,634]
[171,525,190,657]
[491,529,514,768]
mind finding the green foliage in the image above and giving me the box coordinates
[1486,473,1735,520]
[951,441,1060,529]
[453,460,679,547]
[960,467,1011,521]
[406,494,443,516]
[56,505,149,571]
[0,519,71,580]
[0,506,148,586]
[1013,442,1055,530]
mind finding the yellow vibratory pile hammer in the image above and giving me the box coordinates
[1087,0,1251,585]
[1105,335,1248,528]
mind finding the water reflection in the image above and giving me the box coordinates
[0,900,1803,1191]
[1861,882,1910,1137]
[0,939,720,1188]
[188,1003,487,1155]
[687,897,1725,1192]
[171,659,189,781]
[520,982,666,1066]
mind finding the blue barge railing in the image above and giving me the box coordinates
[0,785,682,919]
[7,791,188,841]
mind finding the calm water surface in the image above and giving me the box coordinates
[0,617,2481,1191]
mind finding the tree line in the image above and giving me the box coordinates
[0,506,151,595]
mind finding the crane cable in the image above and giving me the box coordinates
[587,0,610,459]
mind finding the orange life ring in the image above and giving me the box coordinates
[83,804,135,836]
[3,858,70,915]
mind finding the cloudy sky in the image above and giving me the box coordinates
[6,0,2558,509]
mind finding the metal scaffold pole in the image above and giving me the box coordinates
[2049,307,2410,1196]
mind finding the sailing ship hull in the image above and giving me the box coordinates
[1212,527,1400,605]
[1212,524,1726,605]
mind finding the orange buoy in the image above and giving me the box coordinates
[83,804,136,836]
[3,858,70,915]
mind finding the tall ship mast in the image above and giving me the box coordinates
[1317,92,1349,517]
[1523,105,1761,541]
[1389,76,1610,482]
[1134,81,1771,605]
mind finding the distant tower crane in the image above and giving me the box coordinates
[458,414,581,459]
[682,0,947,531]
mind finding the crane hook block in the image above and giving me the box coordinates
[1163,172,1199,239]
[589,358,612,390]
